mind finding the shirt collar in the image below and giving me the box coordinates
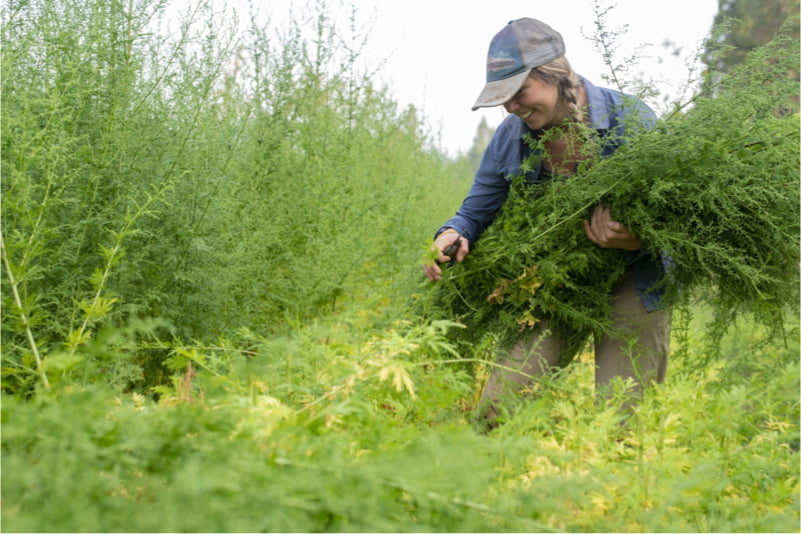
[579,75,611,130]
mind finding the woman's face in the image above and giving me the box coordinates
[503,76,566,130]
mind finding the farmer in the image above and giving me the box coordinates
[423,18,671,430]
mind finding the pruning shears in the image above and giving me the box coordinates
[442,235,463,265]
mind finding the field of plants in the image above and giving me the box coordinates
[2,0,799,532]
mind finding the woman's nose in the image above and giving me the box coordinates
[503,98,518,114]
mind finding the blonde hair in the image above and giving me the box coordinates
[529,57,585,124]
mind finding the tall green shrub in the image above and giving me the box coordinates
[1,0,257,391]
[1,0,469,393]
[176,2,465,336]
[2,0,179,391]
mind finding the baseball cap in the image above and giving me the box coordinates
[472,18,565,111]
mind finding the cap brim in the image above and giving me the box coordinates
[471,70,530,111]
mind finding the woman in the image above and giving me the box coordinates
[423,18,671,430]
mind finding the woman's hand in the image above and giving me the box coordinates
[423,231,470,281]
[583,205,642,251]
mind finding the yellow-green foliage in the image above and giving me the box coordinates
[2,309,798,532]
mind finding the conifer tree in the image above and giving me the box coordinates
[465,117,495,172]
[705,0,800,74]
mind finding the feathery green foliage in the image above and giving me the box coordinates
[1,0,465,394]
[1,0,798,531]
[2,309,798,532]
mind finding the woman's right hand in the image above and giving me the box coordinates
[423,231,470,281]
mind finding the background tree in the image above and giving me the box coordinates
[704,0,800,74]
[464,117,496,173]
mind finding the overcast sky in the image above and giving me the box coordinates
[169,0,720,156]
[363,0,719,156]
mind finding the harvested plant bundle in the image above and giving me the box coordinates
[432,36,800,349]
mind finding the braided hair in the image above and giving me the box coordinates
[529,57,586,124]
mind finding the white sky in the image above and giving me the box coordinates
[361,0,719,156]
[167,0,720,156]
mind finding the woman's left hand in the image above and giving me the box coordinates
[583,205,642,251]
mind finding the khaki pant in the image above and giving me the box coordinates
[478,269,671,427]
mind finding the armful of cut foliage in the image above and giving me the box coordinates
[427,34,800,352]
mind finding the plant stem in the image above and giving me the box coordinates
[1,232,50,389]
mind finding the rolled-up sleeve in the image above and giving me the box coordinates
[437,119,523,244]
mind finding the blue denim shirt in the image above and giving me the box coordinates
[438,77,665,311]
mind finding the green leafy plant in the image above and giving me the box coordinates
[2,307,797,532]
